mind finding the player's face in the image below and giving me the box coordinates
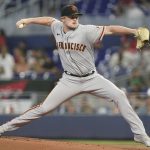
[61,15,79,30]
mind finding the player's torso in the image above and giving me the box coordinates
[54,24,95,75]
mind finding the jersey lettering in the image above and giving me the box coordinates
[56,42,86,52]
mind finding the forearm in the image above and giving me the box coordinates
[25,17,54,26]
[16,17,55,27]
[105,25,137,35]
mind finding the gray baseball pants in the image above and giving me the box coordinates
[0,72,147,136]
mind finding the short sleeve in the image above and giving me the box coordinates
[50,19,62,35]
[85,25,105,43]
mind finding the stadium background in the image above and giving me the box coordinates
[0,0,150,139]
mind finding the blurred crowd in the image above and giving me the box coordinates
[97,35,150,93]
[37,0,150,27]
[108,0,150,27]
[36,0,150,16]
[0,29,61,81]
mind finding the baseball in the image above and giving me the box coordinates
[18,24,24,28]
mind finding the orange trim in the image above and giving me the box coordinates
[99,26,105,41]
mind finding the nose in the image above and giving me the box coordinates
[73,18,77,21]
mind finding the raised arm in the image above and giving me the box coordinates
[104,25,150,49]
[16,17,55,28]
[104,25,137,36]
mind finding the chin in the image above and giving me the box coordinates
[68,25,78,30]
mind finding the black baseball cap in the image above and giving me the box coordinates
[61,5,82,17]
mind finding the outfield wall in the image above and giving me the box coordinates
[0,115,150,139]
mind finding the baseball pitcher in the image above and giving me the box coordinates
[0,4,150,146]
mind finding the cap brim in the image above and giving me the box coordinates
[73,13,83,16]
[68,13,82,17]
[75,13,83,16]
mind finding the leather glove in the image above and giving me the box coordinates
[135,27,150,50]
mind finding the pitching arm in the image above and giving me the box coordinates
[16,17,55,28]
[104,25,137,35]
[104,25,150,49]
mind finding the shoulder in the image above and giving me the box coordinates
[7,54,14,60]
[81,25,105,43]
[51,19,62,25]
[79,24,95,29]
[85,25,104,30]
[51,19,63,29]
[80,24,103,33]
[77,24,96,32]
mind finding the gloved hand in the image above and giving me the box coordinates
[135,27,150,50]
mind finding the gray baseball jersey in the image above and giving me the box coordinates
[51,19,105,75]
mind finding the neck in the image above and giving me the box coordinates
[63,25,71,33]
[63,24,78,33]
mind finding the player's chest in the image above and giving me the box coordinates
[55,31,87,52]
[55,30,85,43]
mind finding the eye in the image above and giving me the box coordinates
[69,15,79,19]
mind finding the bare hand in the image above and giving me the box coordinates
[16,19,28,29]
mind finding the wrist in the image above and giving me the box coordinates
[133,29,138,36]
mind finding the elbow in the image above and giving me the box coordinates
[105,26,113,35]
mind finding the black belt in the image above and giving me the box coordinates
[64,71,95,77]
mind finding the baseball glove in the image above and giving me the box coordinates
[135,27,150,50]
